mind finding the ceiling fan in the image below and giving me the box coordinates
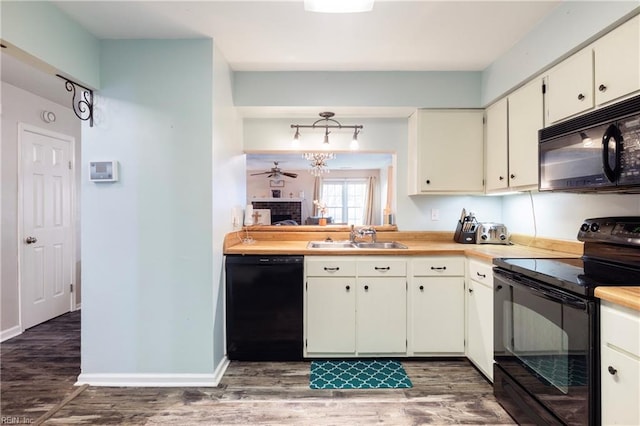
[250,161,298,179]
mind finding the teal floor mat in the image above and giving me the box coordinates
[310,359,413,389]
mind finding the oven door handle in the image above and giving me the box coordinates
[497,271,588,311]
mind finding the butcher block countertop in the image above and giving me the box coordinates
[595,287,640,311]
[223,227,582,261]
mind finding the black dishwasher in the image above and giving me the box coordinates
[225,255,304,361]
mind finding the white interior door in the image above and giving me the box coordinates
[19,124,74,330]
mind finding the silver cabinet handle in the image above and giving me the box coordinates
[25,236,37,244]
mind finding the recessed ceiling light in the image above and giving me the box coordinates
[304,0,374,13]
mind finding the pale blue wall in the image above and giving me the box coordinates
[0,1,100,88]
[481,1,640,104]
[234,71,482,108]
[81,39,216,374]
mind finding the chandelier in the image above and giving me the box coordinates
[304,152,336,176]
[291,112,363,150]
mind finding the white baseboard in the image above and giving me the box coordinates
[75,356,230,387]
[74,303,82,310]
[1,325,22,342]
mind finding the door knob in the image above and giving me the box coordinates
[25,236,37,244]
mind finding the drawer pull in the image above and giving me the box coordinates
[431,266,447,271]
[598,84,607,92]
[345,285,350,291]
[577,93,585,101]
[419,285,424,291]
[608,366,617,376]
[323,267,340,271]
[364,285,369,291]
[374,266,391,271]
[476,272,486,278]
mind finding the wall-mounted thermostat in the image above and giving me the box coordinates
[89,161,119,182]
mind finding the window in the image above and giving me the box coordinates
[321,179,368,225]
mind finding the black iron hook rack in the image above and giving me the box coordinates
[56,75,94,127]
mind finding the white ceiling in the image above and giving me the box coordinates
[52,0,561,72]
[246,152,393,170]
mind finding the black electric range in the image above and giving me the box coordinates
[493,217,640,426]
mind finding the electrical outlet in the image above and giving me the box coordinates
[431,209,440,221]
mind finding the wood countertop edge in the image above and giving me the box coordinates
[595,287,640,312]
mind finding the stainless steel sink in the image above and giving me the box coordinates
[307,241,356,249]
[354,241,408,249]
[306,241,407,249]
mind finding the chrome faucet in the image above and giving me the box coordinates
[350,225,377,243]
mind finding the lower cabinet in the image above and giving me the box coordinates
[466,259,494,381]
[304,256,407,357]
[356,277,407,354]
[409,257,465,355]
[600,301,640,425]
[306,277,356,354]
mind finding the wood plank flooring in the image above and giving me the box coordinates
[1,312,515,425]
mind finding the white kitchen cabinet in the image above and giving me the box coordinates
[304,256,407,357]
[306,276,356,354]
[600,301,640,425]
[485,98,509,192]
[545,47,593,124]
[356,277,407,354]
[507,78,544,190]
[593,15,640,106]
[409,257,465,355]
[545,15,640,124]
[485,78,543,193]
[408,109,484,195]
[466,259,494,381]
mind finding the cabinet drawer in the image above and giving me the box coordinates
[357,258,406,277]
[601,302,640,357]
[468,259,493,287]
[305,257,356,277]
[412,257,464,276]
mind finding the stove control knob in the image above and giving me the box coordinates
[590,223,600,232]
[481,234,488,240]
[580,223,590,232]
[500,234,507,241]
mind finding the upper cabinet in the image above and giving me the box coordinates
[593,14,640,106]
[485,78,544,193]
[408,109,484,195]
[545,15,640,124]
[545,48,593,124]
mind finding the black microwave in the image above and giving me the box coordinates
[539,94,640,193]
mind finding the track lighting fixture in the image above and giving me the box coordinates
[290,112,363,147]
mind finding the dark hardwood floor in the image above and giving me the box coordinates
[1,311,515,425]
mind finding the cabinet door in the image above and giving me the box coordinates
[306,277,356,354]
[485,98,509,192]
[546,48,593,124]
[411,277,464,354]
[594,15,640,106]
[356,277,406,354]
[466,279,494,381]
[417,110,484,193]
[601,344,640,425]
[508,78,543,190]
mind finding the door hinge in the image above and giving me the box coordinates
[68,161,72,170]
[70,284,73,292]
[542,83,546,94]
[305,281,307,291]
[305,339,308,348]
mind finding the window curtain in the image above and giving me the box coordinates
[312,176,322,216]
[363,176,377,225]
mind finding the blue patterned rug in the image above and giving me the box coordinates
[309,360,413,389]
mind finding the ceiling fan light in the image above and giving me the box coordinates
[304,0,374,13]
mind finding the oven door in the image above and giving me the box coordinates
[494,268,597,426]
